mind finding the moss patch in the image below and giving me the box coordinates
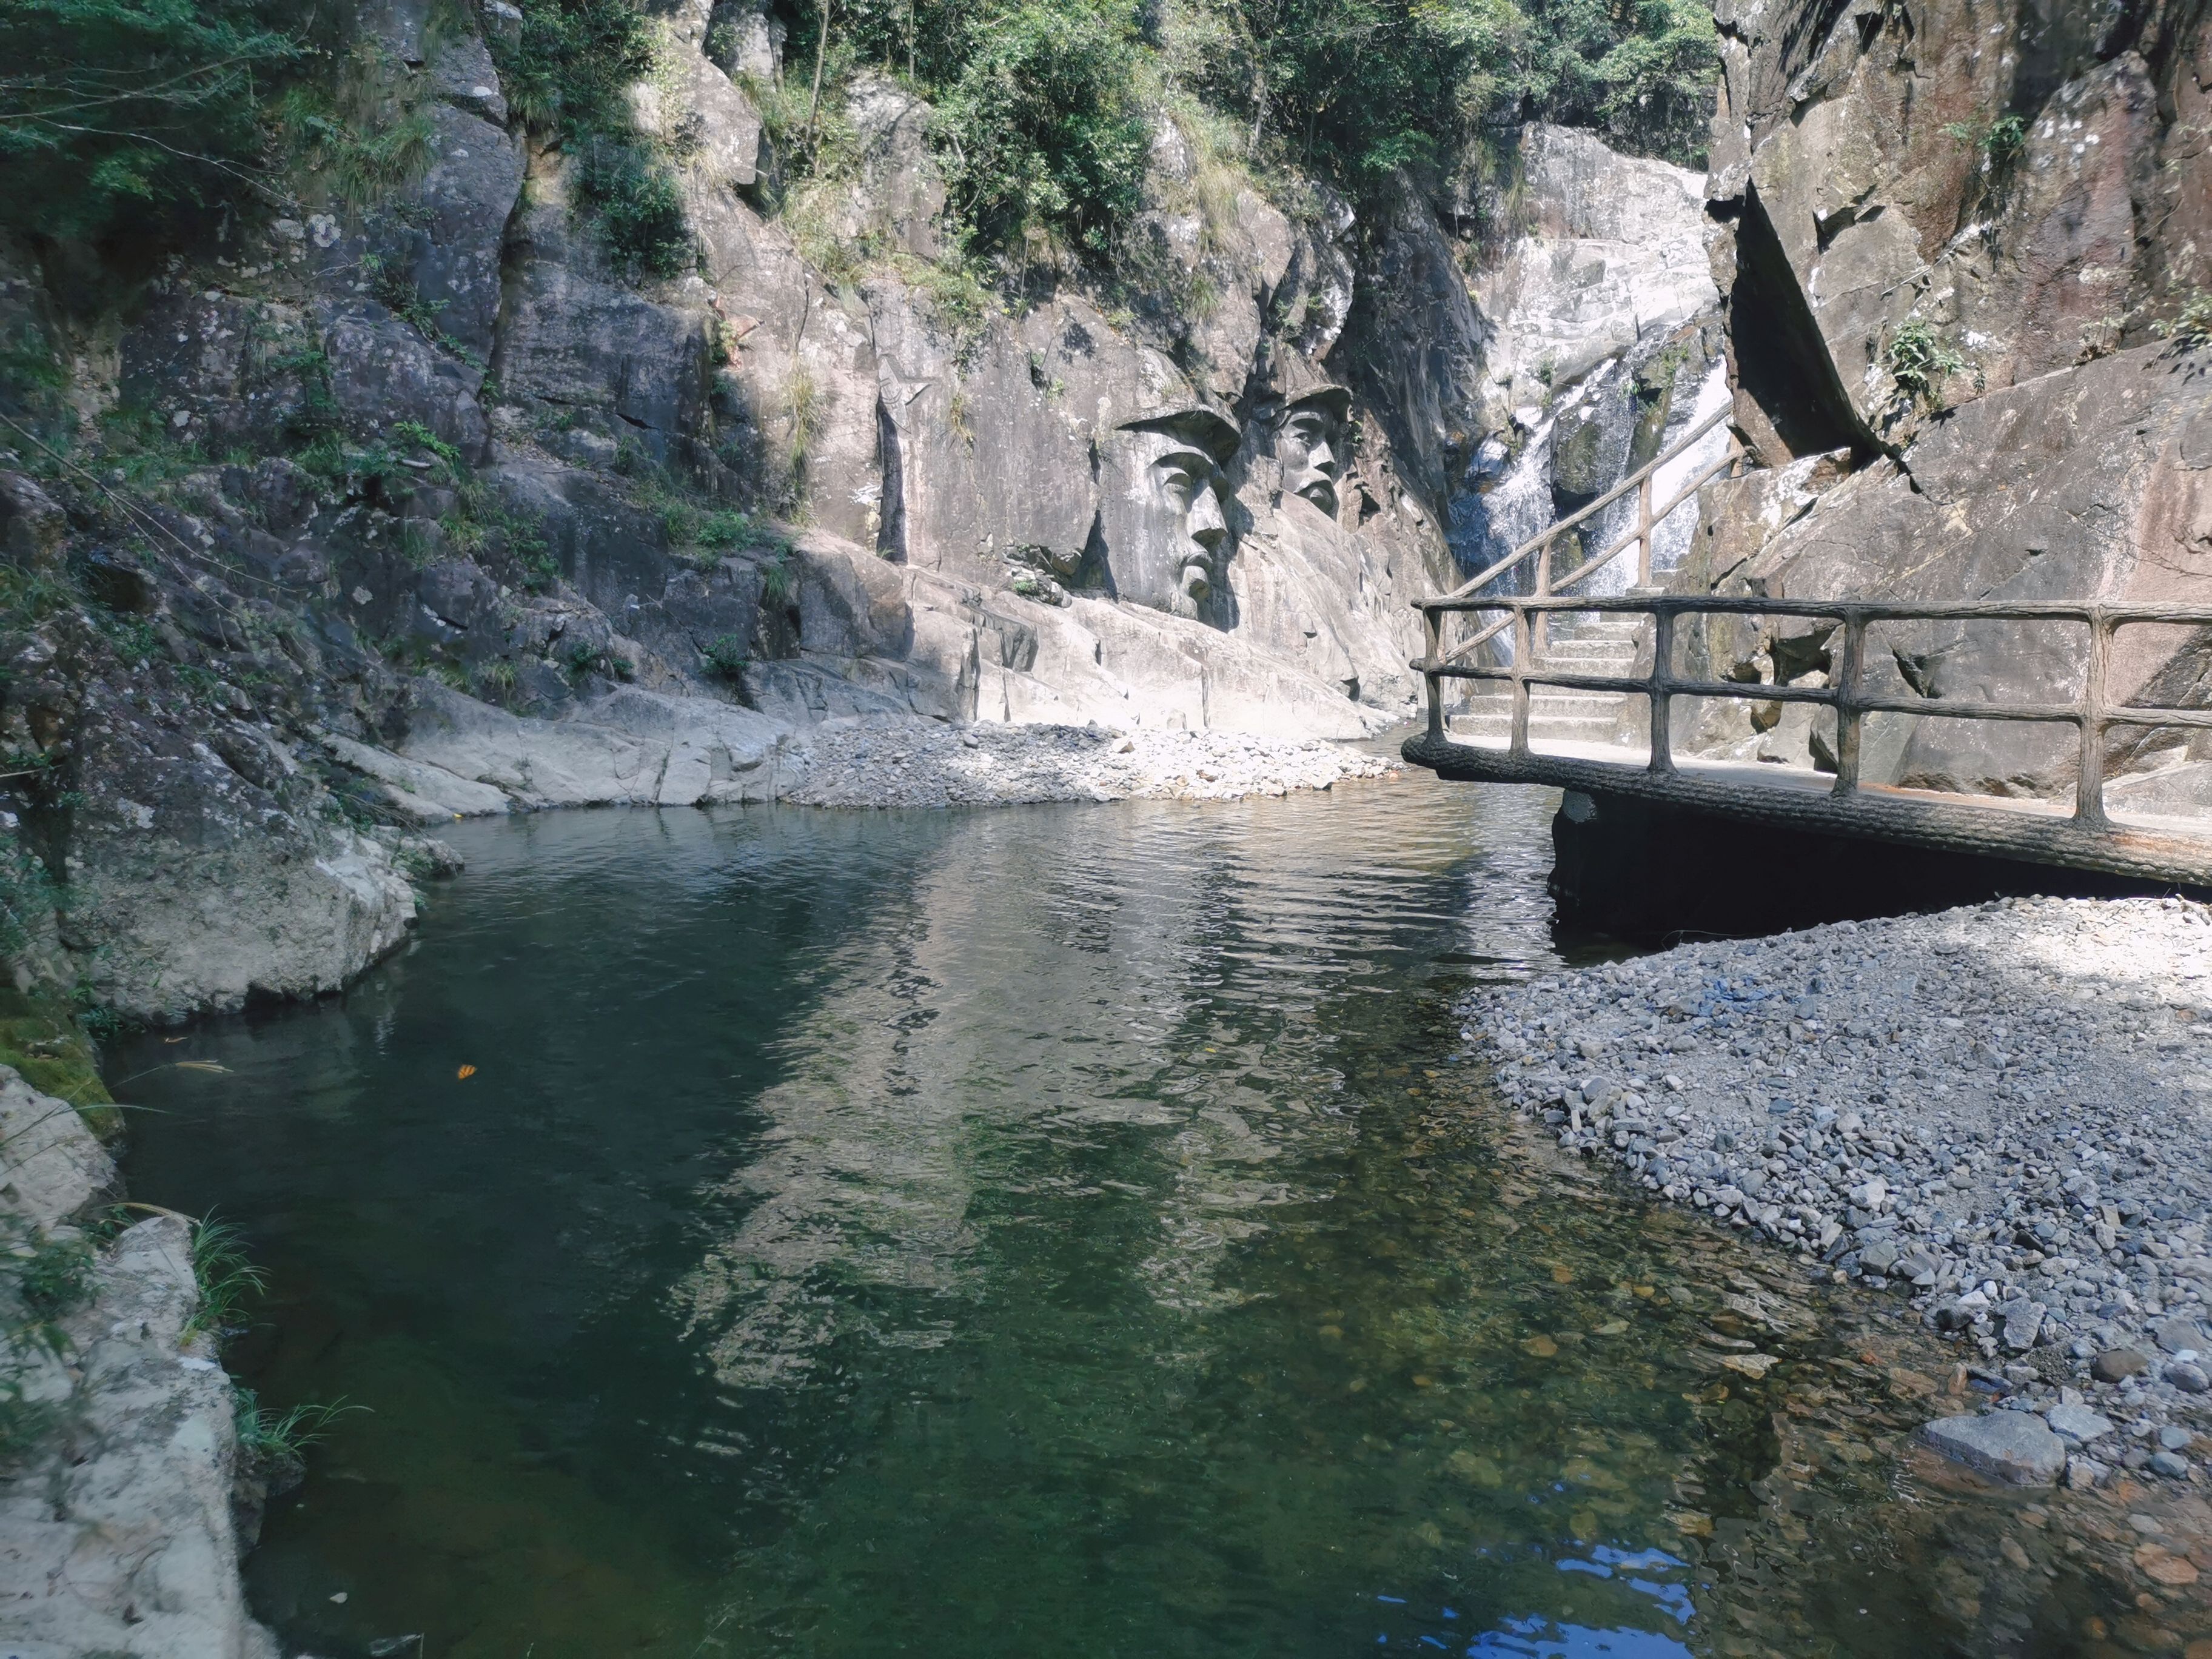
[0,990,118,1139]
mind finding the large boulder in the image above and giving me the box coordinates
[1706,0,2210,460]
[1475,124,1718,421]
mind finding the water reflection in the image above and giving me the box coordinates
[109,774,2150,1659]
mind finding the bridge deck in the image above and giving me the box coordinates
[1402,730,2212,886]
[1404,593,2212,891]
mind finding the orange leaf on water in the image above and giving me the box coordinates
[457,1064,477,1080]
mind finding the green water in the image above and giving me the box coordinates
[113,774,2122,1658]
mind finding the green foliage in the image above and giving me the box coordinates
[1942,112,2027,161]
[1167,0,1712,184]
[574,132,695,278]
[1510,0,1717,167]
[557,640,634,682]
[16,1233,92,1324]
[233,1387,364,1466]
[365,255,473,360]
[272,40,437,212]
[490,0,697,278]
[703,633,751,680]
[183,1215,266,1345]
[0,989,118,1117]
[936,1,1150,256]
[390,420,461,470]
[2161,288,2212,352]
[1885,317,1966,407]
[760,549,797,608]
[472,657,519,701]
[0,0,307,247]
[0,827,59,968]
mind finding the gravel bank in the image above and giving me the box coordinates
[1467,894,2212,1487]
[776,714,1396,807]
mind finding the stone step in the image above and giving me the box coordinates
[1462,691,1632,712]
[1452,718,1627,743]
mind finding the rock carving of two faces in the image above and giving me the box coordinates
[1098,387,1352,623]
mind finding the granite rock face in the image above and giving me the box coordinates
[1661,0,2212,805]
[1705,0,2208,459]
[0,1072,278,1659]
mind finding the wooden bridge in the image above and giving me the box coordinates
[1401,410,2212,891]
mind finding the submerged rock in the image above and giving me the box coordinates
[1921,1412,2067,1486]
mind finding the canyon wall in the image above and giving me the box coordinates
[1672,0,2212,807]
[0,0,1721,1018]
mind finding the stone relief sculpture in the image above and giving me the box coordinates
[1095,409,1243,620]
[1273,386,1352,519]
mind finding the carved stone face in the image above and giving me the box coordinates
[1278,392,1350,518]
[1096,414,1241,619]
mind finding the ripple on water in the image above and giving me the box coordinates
[110,772,2167,1658]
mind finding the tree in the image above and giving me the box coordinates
[0,0,305,247]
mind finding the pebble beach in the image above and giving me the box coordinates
[1468,894,2212,1489]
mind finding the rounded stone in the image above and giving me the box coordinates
[2165,1361,2211,1395]
[2093,1348,2151,1384]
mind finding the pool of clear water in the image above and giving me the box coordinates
[112,769,2138,1657]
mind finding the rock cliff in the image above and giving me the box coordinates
[0,0,1721,1020]
[1674,0,2212,801]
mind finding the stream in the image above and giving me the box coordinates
[113,767,2145,1657]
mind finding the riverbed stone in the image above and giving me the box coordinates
[1921,1412,2068,1486]
[2047,1404,2116,1444]
[2096,1349,2153,1384]
[2156,1317,2206,1355]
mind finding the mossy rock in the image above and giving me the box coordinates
[0,988,118,1139]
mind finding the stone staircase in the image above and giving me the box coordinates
[1449,611,1643,749]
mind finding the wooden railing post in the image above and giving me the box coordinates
[1635,471,1655,589]
[2078,610,2110,825]
[1408,592,2212,893]
[1532,536,1553,663]
[1424,606,1443,740]
[1510,607,1533,759]
[1833,612,1866,799]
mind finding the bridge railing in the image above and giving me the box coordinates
[1436,403,1738,666]
[1413,593,2212,834]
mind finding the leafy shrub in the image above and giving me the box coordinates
[703,634,751,680]
[1941,112,2027,162]
[573,133,695,278]
[1165,0,1713,182]
[1885,317,1966,406]
[2162,289,2212,352]
[0,0,306,249]
[936,1,1150,256]
[491,0,697,278]
[1509,0,1717,169]
[16,1233,92,1324]
[272,39,436,211]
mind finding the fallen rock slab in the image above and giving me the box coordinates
[1922,1412,2068,1485]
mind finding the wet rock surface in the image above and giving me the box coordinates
[1470,894,2212,1492]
